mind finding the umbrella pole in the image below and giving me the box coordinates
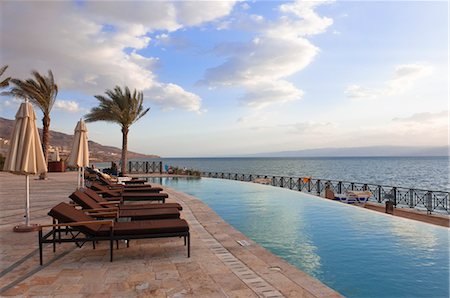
[13,174,39,232]
[25,175,30,226]
[77,167,81,189]
[81,167,85,188]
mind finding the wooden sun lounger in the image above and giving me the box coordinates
[83,188,182,211]
[70,190,180,220]
[38,202,190,265]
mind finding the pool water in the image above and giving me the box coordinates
[152,177,449,298]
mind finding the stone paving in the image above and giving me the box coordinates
[0,172,342,297]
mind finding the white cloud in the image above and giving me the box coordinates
[275,0,334,37]
[346,63,433,99]
[345,85,377,99]
[0,97,21,111]
[202,0,333,108]
[54,100,82,113]
[287,121,334,134]
[387,64,433,95]
[393,110,448,123]
[1,1,238,113]
[241,3,251,11]
[241,80,304,109]
[144,83,202,113]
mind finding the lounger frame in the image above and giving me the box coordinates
[38,219,190,265]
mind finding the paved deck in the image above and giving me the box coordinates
[0,172,341,297]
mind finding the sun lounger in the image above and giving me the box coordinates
[325,188,370,204]
[123,178,147,185]
[347,191,372,203]
[98,175,150,188]
[69,190,180,220]
[38,202,190,265]
[336,191,371,204]
[83,188,182,211]
[88,183,168,203]
[90,181,163,194]
[91,181,163,193]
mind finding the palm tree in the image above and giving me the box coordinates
[85,86,150,175]
[0,65,11,89]
[3,70,58,179]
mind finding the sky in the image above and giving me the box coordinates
[0,0,448,157]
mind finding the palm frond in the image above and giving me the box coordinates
[0,65,10,89]
[86,85,150,128]
[3,70,58,115]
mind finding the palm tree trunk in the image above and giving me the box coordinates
[121,126,129,175]
[39,114,50,179]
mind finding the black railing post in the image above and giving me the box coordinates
[351,182,354,191]
[317,179,321,195]
[298,178,302,191]
[363,184,368,191]
[280,177,284,188]
[308,179,311,192]
[426,192,433,214]
[128,161,132,173]
[378,186,382,203]
[338,181,342,194]
[409,189,414,208]
[393,187,397,206]
[159,162,162,173]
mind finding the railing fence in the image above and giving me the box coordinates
[201,171,449,214]
[128,161,162,174]
[126,159,448,214]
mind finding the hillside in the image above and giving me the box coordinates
[0,117,159,162]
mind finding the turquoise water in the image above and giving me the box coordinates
[154,177,449,298]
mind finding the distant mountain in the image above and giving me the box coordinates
[244,146,449,157]
[0,117,159,162]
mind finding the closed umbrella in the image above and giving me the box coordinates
[67,119,89,189]
[3,101,47,232]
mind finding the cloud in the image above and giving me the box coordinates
[84,1,237,31]
[346,63,433,99]
[144,83,202,113]
[387,64,433,95]
[241,80,304,108]
[1,1,238,113]
[0,97,22,111]
[201,0,333,109]
[393,110,448,123]
[54,100,82,113]
[287,121,334,134]
[345,85,377,99]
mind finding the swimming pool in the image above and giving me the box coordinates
[152,177,449,297]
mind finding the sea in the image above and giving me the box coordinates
[97,156,449,192]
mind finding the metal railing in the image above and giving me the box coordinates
[201,172,449,214]
[128,161,162,174]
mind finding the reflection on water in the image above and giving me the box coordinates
[157,177,449,298]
